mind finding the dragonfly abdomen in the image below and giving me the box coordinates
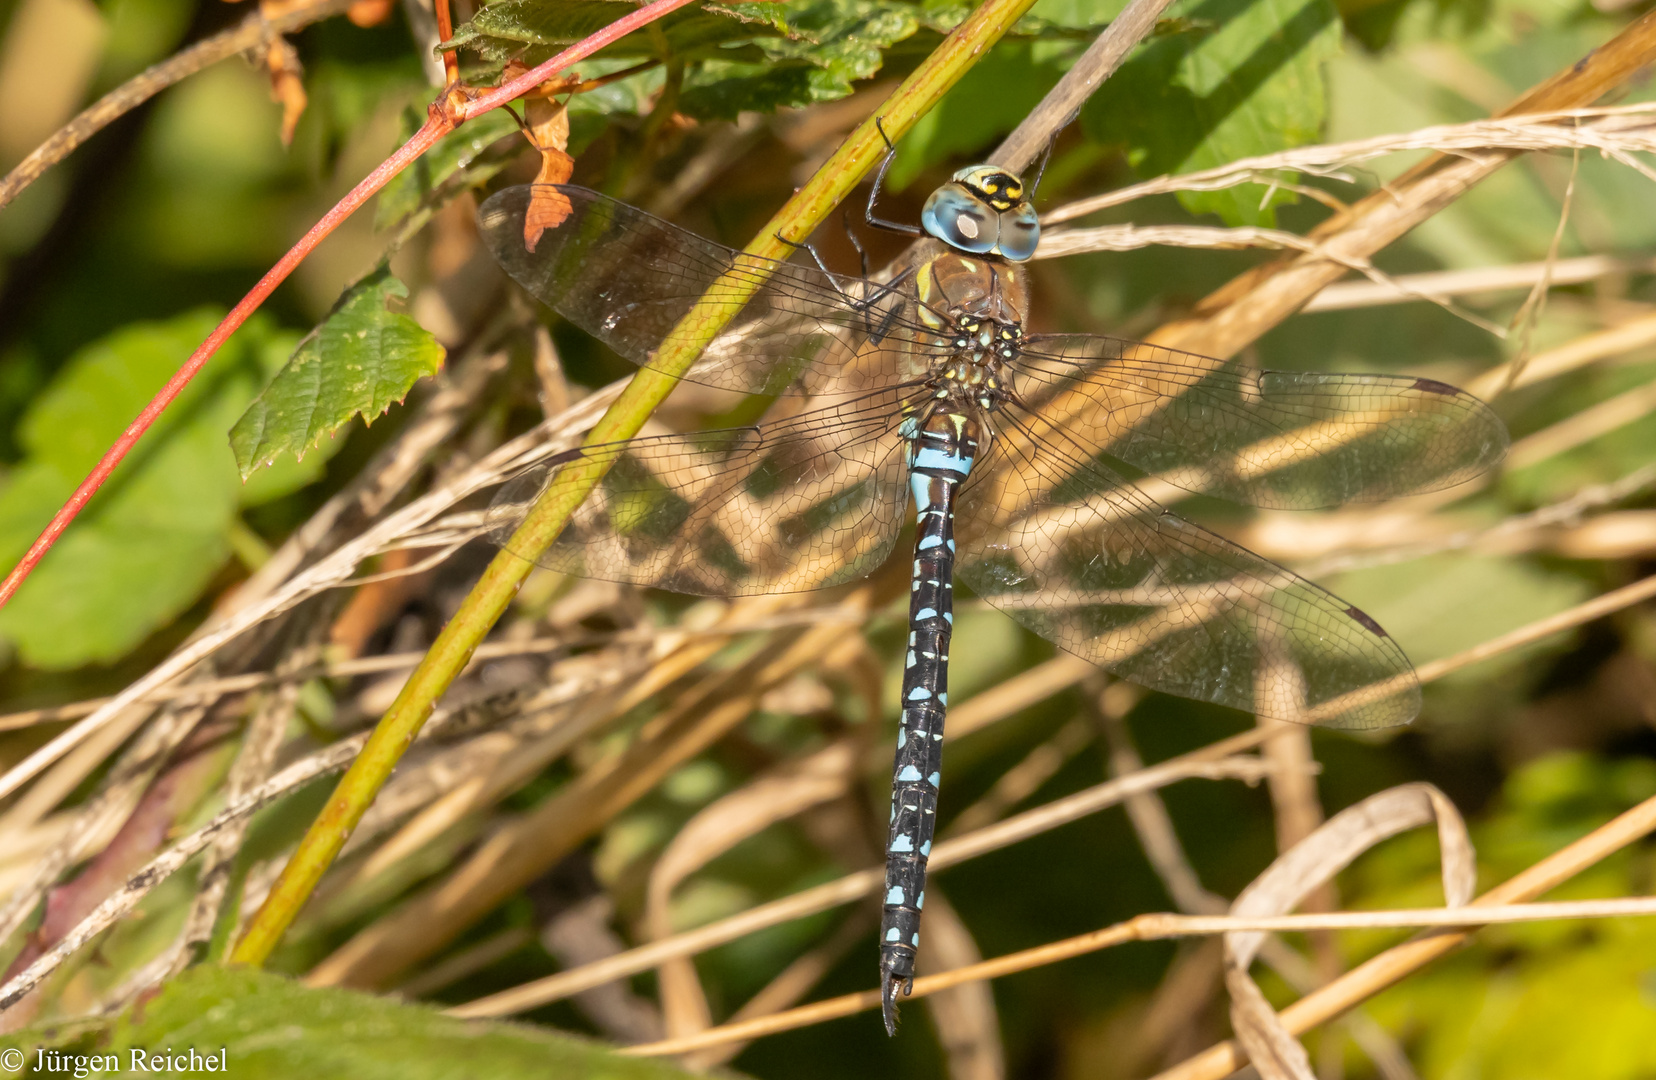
[881,408,981,1034]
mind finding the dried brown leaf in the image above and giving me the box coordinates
[1222,783,1473,1080]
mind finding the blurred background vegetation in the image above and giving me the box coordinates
[0,0,1654,1076]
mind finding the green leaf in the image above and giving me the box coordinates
[1327,553,1591,677]
[1082,0,1343,226]
[3,965,704,1079]
[681,0,920,119]
[375,108,520,230]
[444,0,785,63]
[231,271,446,480]
[0,311,309,669]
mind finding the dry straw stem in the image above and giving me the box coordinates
[0,610,637,1009]
[1154,786,1656,1080]
[1223,784,1472,1080]
[618,897,1656,1059]
[0,733,367,1011]
[230,0,1052,971]
[305,590,883,989]
[989,0,1178,172]
[11,519,1656,1023]
[1033,223,1507,335]
[1043,103,1656,225]
[0,0,358,210]
[1505,376,1656,468]
[0,378,619,831]
[1145,10,1656,362]
[1469,307,1656,398]
[1303,253,1656,312]
[454,560,1656,1023]
[0,608,850,732]
[448,728,1282,1019]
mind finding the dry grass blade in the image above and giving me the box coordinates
[1035,223,1508,335]
[1222,784,1472,1080]
[914,889,1005,1080]
[1148,12,1656,362]
[644,738,862,1039]
[1043,103,1656,224]
[0,385,619,808]
[447,728,1279,1019]
[618,894,1656,1058]
[682,910,878,1069]
[308,590,880,991]
[1505,374,1656,469]
[1302,254,1656,312]
[0,735,369,1011]
[1153,786,1656,1080]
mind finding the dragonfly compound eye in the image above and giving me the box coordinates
[922,185,998,255]
[995,203,1040,262]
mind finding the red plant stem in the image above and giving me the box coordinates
[0,118,440,610]
[434,0,459,86]
[0,0,698,614]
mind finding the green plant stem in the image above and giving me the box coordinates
[229,0,1045,968]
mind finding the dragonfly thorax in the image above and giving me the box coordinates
[927,312,1017,411]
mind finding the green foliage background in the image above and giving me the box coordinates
[0,0,1654,1075]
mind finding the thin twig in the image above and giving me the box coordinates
[446,731,1281,1019]
[990,0,1178,173]
[618,897,1656,1057]
[0,610,854,732]
[1303,253,1656,312]
[1043,103,1656,225]
[0,0,357,211]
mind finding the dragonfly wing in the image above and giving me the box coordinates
[486,387,917,595]
[1013,334,1508,509]
[478,185,941,397]
[955,410,1420,729]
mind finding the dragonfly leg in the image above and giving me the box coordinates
[1026,136,1056,201]
[867,117,924,238]
[842,207,871,279]
[774,230,840,279]
[774,225,917,344]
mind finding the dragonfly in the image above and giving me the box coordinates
[476,138,1508,1035]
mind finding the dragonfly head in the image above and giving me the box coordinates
[921,165,1040,262]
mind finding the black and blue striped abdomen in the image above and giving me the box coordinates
[881,408,982,1034]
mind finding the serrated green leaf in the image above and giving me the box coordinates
[444,0,784,63]
[231,271,446,481]
[2,965,704,1079]
[681,0,920,118]
[1082,0,1342,226]
[0,311,313,669]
